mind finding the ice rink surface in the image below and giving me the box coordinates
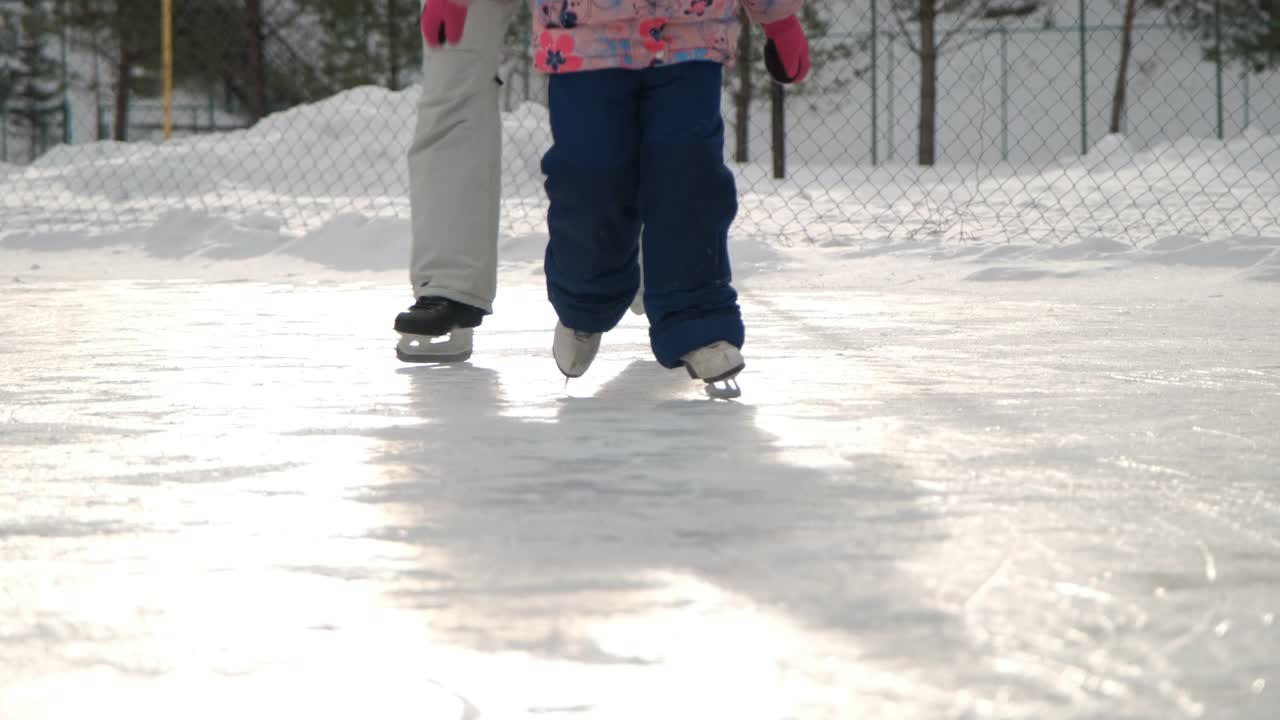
[2,270,1277,719]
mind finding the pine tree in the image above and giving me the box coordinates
[1149,0,1280,73]
[64,0,166,140]
[303,0,420,92]
[1,0,62,160]
[1,3,21,112]
[167,1,313,123]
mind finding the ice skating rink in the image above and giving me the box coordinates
[2,271,1277,719]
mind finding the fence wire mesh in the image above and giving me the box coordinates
[1,1,1278,248]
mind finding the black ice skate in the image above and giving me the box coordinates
[394,297,484,363]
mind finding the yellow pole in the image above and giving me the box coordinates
[162,0,173,139]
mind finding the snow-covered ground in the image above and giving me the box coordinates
[2,83,1279,719]
[3,86,1279,264]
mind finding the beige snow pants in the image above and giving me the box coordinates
[408,0,513,312]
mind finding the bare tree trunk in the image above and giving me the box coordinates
[387,0,401,89]
[521,53,531,105]
[918,0,937,166]
[734,9,753,164]
[771,81,785,179]
[91,26,106,141]
[243,0,268,122]
[1110,0,1138,134]
[1271,0,1279,69]
[113,46,131,142]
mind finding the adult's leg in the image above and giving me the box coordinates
[407,0,511,312]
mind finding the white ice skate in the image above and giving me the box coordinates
[553,321,602,379]
[681,341,745,399]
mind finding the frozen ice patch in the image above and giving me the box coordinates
[1142,238,1277,269]
[965,266,1081,282]
[1037,237,1133,261]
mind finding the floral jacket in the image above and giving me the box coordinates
[456,0,804,73]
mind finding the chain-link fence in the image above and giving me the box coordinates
[1,1,1278,247]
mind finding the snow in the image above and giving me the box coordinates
[2,84,1280,719]
[2,86,1279,283]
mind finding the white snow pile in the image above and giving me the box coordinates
[0,87,548,274]
[1,85,1278,282]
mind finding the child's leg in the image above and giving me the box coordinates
[542,70,643,334]
[636,61,745,369]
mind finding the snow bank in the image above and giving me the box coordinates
[1,85,1278,283]
[732,130,1280,282]
[0,86,550,237]
[1,87,417,237]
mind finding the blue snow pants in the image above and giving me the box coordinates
[542,61,745,369]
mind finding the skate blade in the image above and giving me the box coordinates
[686,362,744,400]
[704,377,742,400]
[396,328,473,364]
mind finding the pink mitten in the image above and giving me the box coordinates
[763,16,810,84]
[421,0,469,48]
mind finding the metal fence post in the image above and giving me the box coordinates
[887,33,895,163]
[38,108,49,160]
[1001,27,1009,163]
[1213,0,1224,140]
[1078,0,1088,155]
[60,0,70,144]
[1242,67,1250,131]
[870,0,879,166]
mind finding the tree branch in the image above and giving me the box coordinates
[891,2,924,55]
[938,0,994,51]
